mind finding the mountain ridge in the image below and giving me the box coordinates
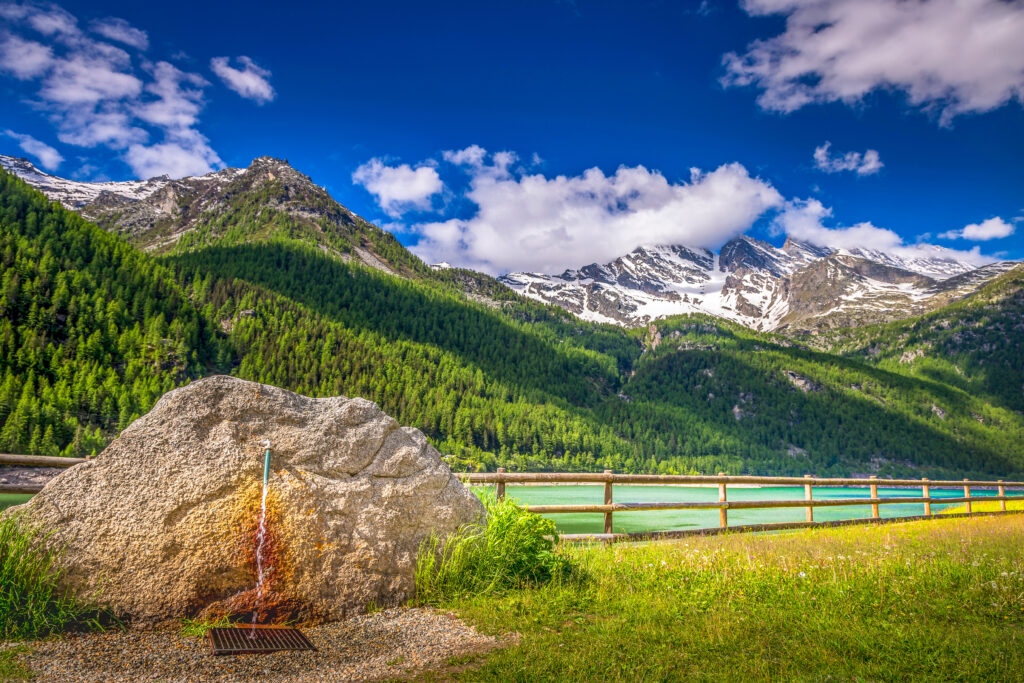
[500,234,1017,332]
[6,153,1015,336]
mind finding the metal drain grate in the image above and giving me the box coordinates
[208,626,316,655]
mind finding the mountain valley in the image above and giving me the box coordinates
[1,156,1021,479]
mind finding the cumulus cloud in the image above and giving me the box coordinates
[352,158,444,217]
[939,217,1015,241]
[775,198,994,268]
[0,2,269,178]
[2,129,63,169]
[89,17,148,50]
[723,0,1024,124]
[124,139,220,178]
[210,56,275,103]
[813,142,882,175]
[442,144,487,167]
[410,146,783,274]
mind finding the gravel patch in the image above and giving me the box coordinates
[15,607,502,682]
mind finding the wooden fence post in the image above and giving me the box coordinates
[922,478,931,516]
[604,470,614,535]
[869,476,880,519]
[496,467,506,500]
[963,479,972,514]
[999,480,1006,512]
[804,474,814,523]
[718,472,728,528]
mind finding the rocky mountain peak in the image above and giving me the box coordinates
[781,237,833,260]
[720,235,791,276]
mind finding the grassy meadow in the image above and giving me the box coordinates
[425,511,1024,682]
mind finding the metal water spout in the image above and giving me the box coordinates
[260,439,271,486]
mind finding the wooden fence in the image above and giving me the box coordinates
[0,454,88,494]
[6,457,1024,541]
[459,468,1024,542]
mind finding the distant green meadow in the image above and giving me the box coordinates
[0,494,32,512]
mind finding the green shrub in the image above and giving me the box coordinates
[415,490,575,604]
[0,513,108,639]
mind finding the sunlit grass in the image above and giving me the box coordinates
[180,614,231,637]
[440,514,1024,681]
[0,513,115,640]
[943,499,1024,514]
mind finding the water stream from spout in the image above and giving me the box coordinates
[250,445,272,639]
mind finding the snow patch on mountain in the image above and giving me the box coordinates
[0,155,245,210]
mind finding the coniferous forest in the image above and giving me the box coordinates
[1,169,1022,478]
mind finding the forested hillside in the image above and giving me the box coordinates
[1,169,1021,478]
[615,312,1024,476]
[0,171,229,456]
[810,267,1024,414]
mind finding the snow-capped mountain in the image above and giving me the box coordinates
[500,236,1019,332]
[0,154,417,275]
[0,154,246,251]
[0,155,174,208]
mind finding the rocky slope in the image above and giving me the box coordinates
[501,235,1017,332]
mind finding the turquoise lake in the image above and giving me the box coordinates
[482,484,998,534]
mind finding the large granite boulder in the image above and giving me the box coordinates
[14,376,483,624]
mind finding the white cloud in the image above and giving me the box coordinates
[55,105,147,148]
[123,62,220,178]
[352,158,444,217]
[10,3,80,38]
[38,50,141,105]
[133,61,208,131]
[813,142,882,175]
[410,147,783,274]
[89,17,148,50]
[0,4,270,178]
[442,144,487,167]
[939,217,1015,241]
[124,139,220,179]
[723,0,1024,123]
[0,33,53,78]
[2,129,63,169]
[210,56,275,103]
[775,198,994,268]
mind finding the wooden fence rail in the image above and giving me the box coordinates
[0,454,89,495]
[459,468,1024,542]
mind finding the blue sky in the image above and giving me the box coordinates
[1,0,1022,273]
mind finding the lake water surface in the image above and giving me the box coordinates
[491,484,996,534]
